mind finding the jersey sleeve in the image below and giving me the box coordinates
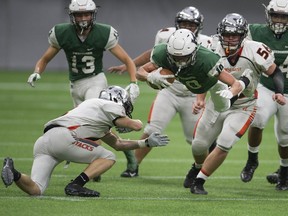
[102,103,126,123]
[154,27,175,45]
[48,26,61,49]
[246,40,275,71]
[105,26,119,50]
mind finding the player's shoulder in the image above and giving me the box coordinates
[197,34,212,48]
[154,27,176,45]
[243,38,266,49]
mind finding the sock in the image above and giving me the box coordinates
[72,172,89,186]
[248,151,258,163]
[194,163,202,169]
[247,143,259,153]
[280,158,288,167]
[123,150,137,170]
[198,169,209,180]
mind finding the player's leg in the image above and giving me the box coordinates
[130,90,177,176]
[191,107,255,194]
[185,99,221,188]
[240,86,276,182]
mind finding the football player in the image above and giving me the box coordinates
[26,0,140,180]
[240,0,288,190]
[189,13,285,195]
[1,86,169,197]
[108,6,216,180]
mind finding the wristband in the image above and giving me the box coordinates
[137,139,148,148]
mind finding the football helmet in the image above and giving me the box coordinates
[264,0,288,36]
[167,29,198,69]
[99,86,134,118]
[217,13,248,54]
[175,6,204,36]
[69,0,98,32]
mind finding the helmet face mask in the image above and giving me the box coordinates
[217,13,248,55]
[99,86,134,118]
[167,29,198,69]
[69,0,98,32]
[265,0,288,36]
[175,6,204,36]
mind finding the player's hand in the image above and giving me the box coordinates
[125,83,140,103]
[146,132,169,147]
[216,89,233,99]
[115,127,134,133]
[192,101,205,114]
[107,65,127,74]
[27,73,41,87]
[272,93,286,105]
[147,67,174,89]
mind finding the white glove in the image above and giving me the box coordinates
[216,89,233,99]
[147,67,174,89]
[27,73,41,87]
[115,126,133,133]
[146,132,169,147]
[125,83,140,104]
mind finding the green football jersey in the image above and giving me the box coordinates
[151,44,222,94]
[249,24,288,93]
[50,23,114,82]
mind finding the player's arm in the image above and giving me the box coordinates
[264,63,286,105]
[27,46,60,87]
[136,62,158,81]
[101,131,169,151]
[114,116,143,132]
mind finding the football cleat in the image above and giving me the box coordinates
[65,182,100,197]
[240,160,258,182]
[190,178,208,195]
[183,165,200,188]
[1,157,15,187]
[275,181,288,191]
[266,169,279,184]
[120,166,139,178]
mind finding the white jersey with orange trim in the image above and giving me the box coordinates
[45,98,126,139]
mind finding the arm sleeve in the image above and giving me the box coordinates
[269,66,284,94]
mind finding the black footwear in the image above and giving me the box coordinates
[183,164,200,188]
[266,169,279,185]
[92,176,101,182]
[120,166,138,178]
[65,182,100,197]
[1,157,14,187]
[190,178,208,195]
[240,160,258,182]
[275,166,288,191]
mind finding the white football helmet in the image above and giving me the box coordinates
[167,29,198,68]
[69,0,98,31]
[264,0,288,36]
[99,86,134,118]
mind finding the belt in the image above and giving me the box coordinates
[43,124,63,133]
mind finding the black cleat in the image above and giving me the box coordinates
[266,169,279,185]
[275,166,288,191]
[190,178,208,195]
[275,182,288,191]
[183,165,200,188]
[240,160,258,182]
[65,182,100,197]
[1,157,14,187]
[120,166,138,178]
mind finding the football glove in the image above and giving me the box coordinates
[147,67,174,89]
[125,83,140,104]
[216,89,233,99]
[27,73,41,87]
[146,132,169,147]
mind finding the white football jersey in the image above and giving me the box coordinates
[45,98,126,139]
[153,27,212,96]
[214,38,275,107]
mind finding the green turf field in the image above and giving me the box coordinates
[0,70,286,216]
